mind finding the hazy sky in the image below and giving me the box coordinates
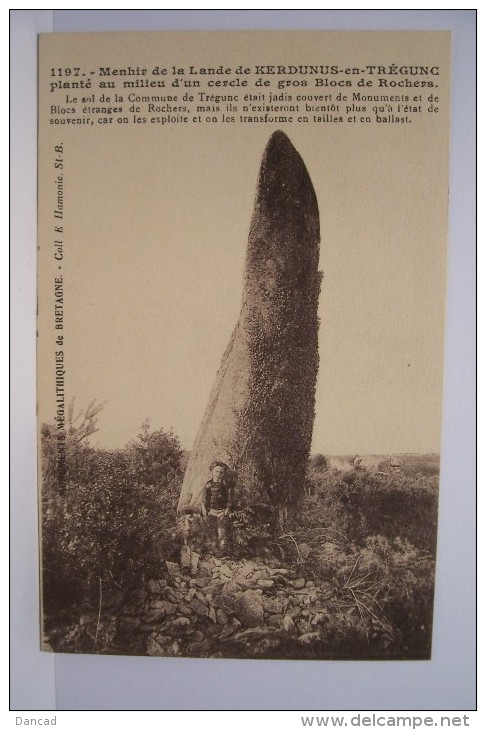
[38,31,450,455]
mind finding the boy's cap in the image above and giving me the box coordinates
[210,461,228,471]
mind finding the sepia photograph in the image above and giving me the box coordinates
[37,29,450,663]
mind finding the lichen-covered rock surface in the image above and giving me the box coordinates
[178,131,321,516]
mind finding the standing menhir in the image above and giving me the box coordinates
[178,131,322,529]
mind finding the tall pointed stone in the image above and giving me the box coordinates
[178,131,321,521]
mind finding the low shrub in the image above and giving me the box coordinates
[304,468,439,553]
[41,418,183,640]
[274,465,438,658]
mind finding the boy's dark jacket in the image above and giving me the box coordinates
[203,480,232,511]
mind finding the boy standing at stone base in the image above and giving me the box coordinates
[201,461,232,554]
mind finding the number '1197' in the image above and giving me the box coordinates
[50,68,81,77]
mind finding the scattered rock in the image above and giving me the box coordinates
[282,614,295,632]
[287,606,301,620]
[79,615,93,626]
[205,623,221,639]
[234,578,253,590]
[202,582,224,596]
[266,558,281,568]
[269,568,292,576]
[161,586,177,600]
[145,611,172,625]
[198,561,213,577]
[235,590,264,627]
[229,626,279,641]
[298,631,320,645]
[186,639,211,656]
[190,552,200,576]
[251,570,269,581]
[296,619,311,634]
[171,589,186,602]
[145,600,177,624]
[180,546,192,571]
[165,561,180,575]
[146,636,166,656]
[195,590,208,604]
[219,617,242,639]
[189,598,208,618]
[262,597,285,614]
[288,593,301,604]
[257,579,275,589]
[164,617,191,633]
[218,564,234,579]
[208,606,217,623]
[149,599,177,613]
[221,579,240,596]
[213,592,235,613]
[216,609,228,625]
[190,576,211,588]
[293,578,306,589]
[267,614,284,628]
[311,612,328,626]
[146,632,176,654]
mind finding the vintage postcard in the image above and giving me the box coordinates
[38,30,450,659]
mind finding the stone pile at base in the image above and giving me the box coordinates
[116,551,334,659]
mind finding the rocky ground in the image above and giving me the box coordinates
[64,549,340,659]
[124,552,336,659]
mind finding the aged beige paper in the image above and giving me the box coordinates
[38,30,450,659]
